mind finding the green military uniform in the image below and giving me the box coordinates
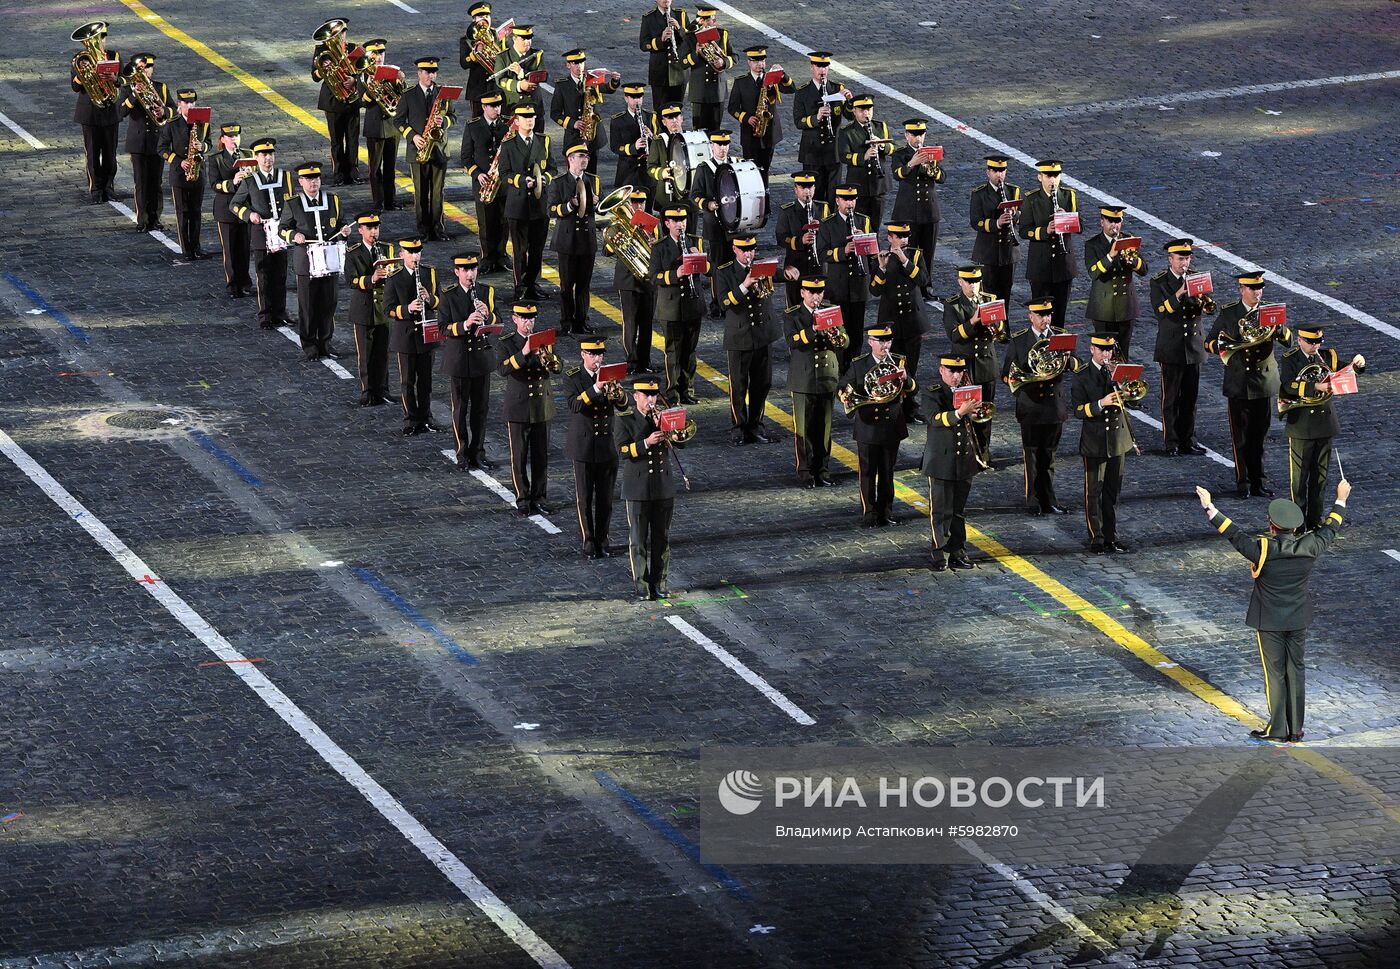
[785,289,843,485]
[619,386,679,600]
[1278,329,1363,530]
[921,363,988,570]
[1208,497,1345,740]
[1083,209,1147,359]
[1071,339,1135,551]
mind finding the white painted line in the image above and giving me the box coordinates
[453,455,562,534]
[275,326,355,380]
[1019,69,1400,119]
[387,0,419,12]
[530,514,563,534]
[0,109,45,149]
[664,616,816,726]
[0,427,571,969]
[957,838,1138,967]
[1383,549,1400,566]
[108,199,183,254]
[706,0,1400,343]
[1127,408,1235,468]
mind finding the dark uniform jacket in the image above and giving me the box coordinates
[363,75,405,139]
[920,382,986,481]
[279,191,345,276]
[497,331,556,422]
[439,281,498,378]
[565,366,624,463]
[838,353,911,445]
[1150,270,1208,366]
[384,265,440,354]
[458,29,498,104]
[683,28,734,104]
[1207,300,1292,399]
[548,171,601,254]
[1071,361,1134,458]
[230,168,293,250]
[649,232,706,324]
[1084,234,1146,321]
[689,158,727,255]
[870,249,930,338]
[1017,186,1080,282]
[639,5,691,89]
[206,149,249,223]
[1209,504,1345,631]
[646,131,691,210]
[792,79,848,168]
[498,133,554,220]
[889,145,944,224]
[718,261,780,351]
[344,240,396,327]
[785,304,842,395]
[312,41,363,114]
[158,114,209,187]
[72,45,121,126]
[969,180,1021,268]
[775,198,829,281]
[120,79,174,153]
[609,109,656,188]
[551,72,619,154]
[943,292,1007,386]
[463,113,509,175]
[1279,346,1351,440]
[618,408,677,500]
[395,83,456,167]
[817,210,873,304]
[838,119,892,197]
[1001,325,1078,425]
[728,70,794,144]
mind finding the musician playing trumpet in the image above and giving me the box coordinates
[497,303,557,515]
[440,252,499,469]
[618,378,681,602]
[344,212,397,407]
[1072,334,1135,554]
[838,324,914,528]
[719,236,781,447]
[384,237,441,436]
[551,49,619,177]
[566,339,627,559]
[785,277,844,488]
[1151,238,1209,457]
[922,356,989,572]
[1278,326,1365,531]
[683,6,734,133]
[1002,298,1080,516]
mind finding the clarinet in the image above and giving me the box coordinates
[1049,185,1066,258]
[847,214,866,278]
[996,180,1010,250]
[819,78,831,140]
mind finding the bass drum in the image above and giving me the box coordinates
[716,159,767,232]
[667,131,711,195]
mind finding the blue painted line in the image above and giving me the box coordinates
[1148,185,1167,191]
[593,769,751,900]
[1384,225,1399,233]
[3,272,89,342]
[350,567,479,666]
[187,429,264,488]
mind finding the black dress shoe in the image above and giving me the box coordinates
[1108,541,1130,554]
[930,555,948,572]
[949,553,974,571]
[380,393,400,404]
[1046,504,1068,514]
[464,459,479,470]
[365,397,386,407]
[801,476,817,489]
[860,513,878,528]
[878,515,901,527]
[402,426,416,436]
[730,429,748,447]
[323,348,345,359]
[477,455,498,470]
[574,322,597,336]
[1249,729,1287,742]
[638,588,657,602]
[654,586,670,599]
[1026,505,1044,516]
[752,426,773,443]
[819,473,840,487]
[1089,542,1106,554]
[535,501,555,514]
[681,393,700,405]
[1235,486,1250,499]
[424,421,443,432]
[518,505,533,516]
[908,413,927,426]
[587,548,603,560]
[1186,443,1208,455]
[1250,485,1274,498]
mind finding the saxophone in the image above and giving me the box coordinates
[477,118,518,204]
[184,122,206,183]
[751,74,778,138]
[415,89,448,164]
[579,82,601,143]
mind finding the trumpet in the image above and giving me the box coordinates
[71,22,119,108]
[537,341,562,373]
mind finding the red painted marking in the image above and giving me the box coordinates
[1,811,23,824]
[1317,196,1359,204]
[197,658,268,668]
[137,575,158,585]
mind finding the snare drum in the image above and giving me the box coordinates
[263,218,286,253]
[668,131,711,195]
[307,241,346,278]
[716,160,767,232]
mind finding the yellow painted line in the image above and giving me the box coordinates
[119,0,1400,827]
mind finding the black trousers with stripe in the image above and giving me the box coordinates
[1288,435,1331,530]
[857,442,898,521]
[216,220,252,291]
[1257,629,1306,739]
[1020,422,1062,510]
[626,497,673,591]
[573,459,617,552]
[81,123,118,196]
[1227,395,1272,488]
[619,289,654,371]
[169,177,204,257]
[353,323,390,403]
[367,136,399,210]
[727,346,772,431]
[449,375,490,463]
[508,217,548,296]
[791,392,833,477]
[396,350,433,429]
[1083,454,1125,545]
[1159,362,1200,451]
[129,152,164,228]
[295,274,338,356]
[928,477,972,557]
[661,317,701,400]
[507,420,549,509]
[252,247,289,327]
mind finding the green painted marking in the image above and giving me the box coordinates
[661,581,748,608]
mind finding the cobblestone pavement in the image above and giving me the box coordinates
[1,0,1398,966]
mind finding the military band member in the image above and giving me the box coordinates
[499,104,555,300]
[494,24,546,117]
[1151,238,1209,456]
[719,236,780,445]
[1279,327,1364,530]
[281,161,351,360]
[1018,159,1079,331]
[609,82,657,190]
[1197,479,1351,743]
[1002,298,1079,515]
[619,378,679,601]
[158,88,208,261]
[943,265,1007,430]
[775,171,829,307]
[690,129,733,317]
[817,184,874,366]
[838,96,893,229]
[614,188,658,374]
[1208,272,1292,498]
[1082,206,1146,359]
[639,0,690,109]
[567,339,626,558]
[458,2,499,118]
[786,278,843,487]
[969,154,1020,303]
[119,53,174,231]
[463,93,511,274]
[890,119,944,298]
[551,49,619,177]
[923,356,988,572]
[792,51,850,204]
[361,40,403,212]
[207,124,252,297]
[839,324,914,527]
[498,303,556,513]
[871,222,930,423]
[311,24,362,185]
[384,237,440,435]
[396,57,456,241]
[646,103,689,211]
[650,207,706,403]
[728,46,793,185]
[344,213,397,407]
[1072,334,1136,553]
[440,252,499,469]
[548,145,602,336]
[683,6,734,132]
[230,137,293,329]
[71,23,121,204]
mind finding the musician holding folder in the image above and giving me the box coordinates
[566,342,628,558]
[344,212,398,407]
[497,305,557,514]
[922,356,988,572]
[785,278,843,488]
[1083,207,1147,359]
[1072,335,1137,554]
[718,238,781,445]
[1002,300,1080,515]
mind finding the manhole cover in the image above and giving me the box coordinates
[105,410,172,430]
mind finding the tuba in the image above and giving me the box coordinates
[838,357,911,414]
[598,186,656,279]
[313,19,363,105]
[1218,307,1272,364]
[468,19,506,71]
[1006,338,1070,394]
[71,22,119,108]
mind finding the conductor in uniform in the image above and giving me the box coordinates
[383,236,441,435]
[1017,159,1079,331]
[1278,326,1364,530]
[619,378,680,601]
[1197,479,1351,743]
[1072,334,1136,553]
[439,252,500,469]
[968,154,1020,303]
[1083,206,1146,359]
[1151,238,1209,457]
[565,339,626,559]
[922,356,988,572]
[497,303,556,514]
